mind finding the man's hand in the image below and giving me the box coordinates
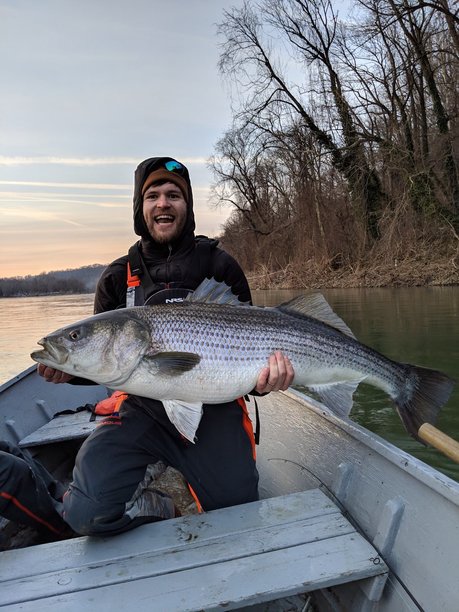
[255,351,294,394]
[37,364,74,384]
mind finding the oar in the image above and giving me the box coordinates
[418,423,459,464]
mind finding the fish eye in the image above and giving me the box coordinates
[68,329,81,341]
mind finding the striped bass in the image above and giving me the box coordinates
[31,278,455,442]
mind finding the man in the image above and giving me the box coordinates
[1,157,293,537]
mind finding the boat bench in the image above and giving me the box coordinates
[0,488,388,611]
[19,410,103,448]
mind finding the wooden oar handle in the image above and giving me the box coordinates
[418,423,459,464]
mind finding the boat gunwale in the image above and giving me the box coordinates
[0,365,36,394]
[285,388,459,505]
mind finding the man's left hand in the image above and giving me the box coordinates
[255,351,294,394]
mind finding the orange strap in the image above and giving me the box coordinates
[94,390,128,415]
[0,491,62,535]
[237,397,257,460]
[187,484,204,514]
[127,262,141,287]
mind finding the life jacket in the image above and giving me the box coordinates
[126,236,218,307]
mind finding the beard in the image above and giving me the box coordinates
[145,215,187,244]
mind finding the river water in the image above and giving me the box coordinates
[0,287,458,481]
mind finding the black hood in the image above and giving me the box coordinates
[133,156,196,246]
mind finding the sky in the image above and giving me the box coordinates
[0,0,244,277]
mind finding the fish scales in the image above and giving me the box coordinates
[135,301,407,397]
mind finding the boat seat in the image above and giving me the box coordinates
[0,489,388,611]
[19,410,103,448]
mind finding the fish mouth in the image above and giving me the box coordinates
[30,339,68,366]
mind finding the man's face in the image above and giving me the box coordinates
[143,182,187,243]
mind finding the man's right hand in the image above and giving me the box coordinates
[37,364,74,384]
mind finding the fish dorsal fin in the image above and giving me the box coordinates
[186,277,249,306]
[277,293,355,338]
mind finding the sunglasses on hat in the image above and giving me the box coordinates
[164,160,186,175]
[141,159,189,197]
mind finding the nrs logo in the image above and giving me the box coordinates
[165,297,185,303]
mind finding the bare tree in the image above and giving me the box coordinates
[387,0,459,214]
[212,0,458,278]
[218,0,386,241]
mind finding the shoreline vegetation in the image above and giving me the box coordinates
[0,265,105,298]
[246,252,459,290]
[1,253,457,299]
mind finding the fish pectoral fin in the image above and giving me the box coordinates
[144,352,201,376]
[308,379,363,418]
[162,399,203,443]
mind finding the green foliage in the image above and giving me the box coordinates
[409,173,437,216]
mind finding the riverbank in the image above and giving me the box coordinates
[247,254,459,290]
[2,250,458,297]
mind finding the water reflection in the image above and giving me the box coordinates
[0,294,94,385]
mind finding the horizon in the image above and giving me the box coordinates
[0,261,107,281]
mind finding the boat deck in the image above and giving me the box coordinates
[19,409,102,447]
[0,488,388,611]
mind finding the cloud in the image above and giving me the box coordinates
[0,191,130,208]
[0,180,131,190]
[0,206,86,227]
[0,191,129,198]
[0,156,208,166]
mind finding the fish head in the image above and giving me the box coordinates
[31,310,151,386]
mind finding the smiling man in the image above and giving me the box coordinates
[12,156,293,538]
[89,156,258,311]
[143,182,187,243]
[141,162,188,244]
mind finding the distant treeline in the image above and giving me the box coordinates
[0,264,106,297]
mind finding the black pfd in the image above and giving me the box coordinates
[126,236,218,307]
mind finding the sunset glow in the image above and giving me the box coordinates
[0,2,237,278]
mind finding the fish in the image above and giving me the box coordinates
[31,277,455,443]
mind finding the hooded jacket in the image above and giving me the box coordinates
[94,157,251,312]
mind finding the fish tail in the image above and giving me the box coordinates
[394,365,455,443]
